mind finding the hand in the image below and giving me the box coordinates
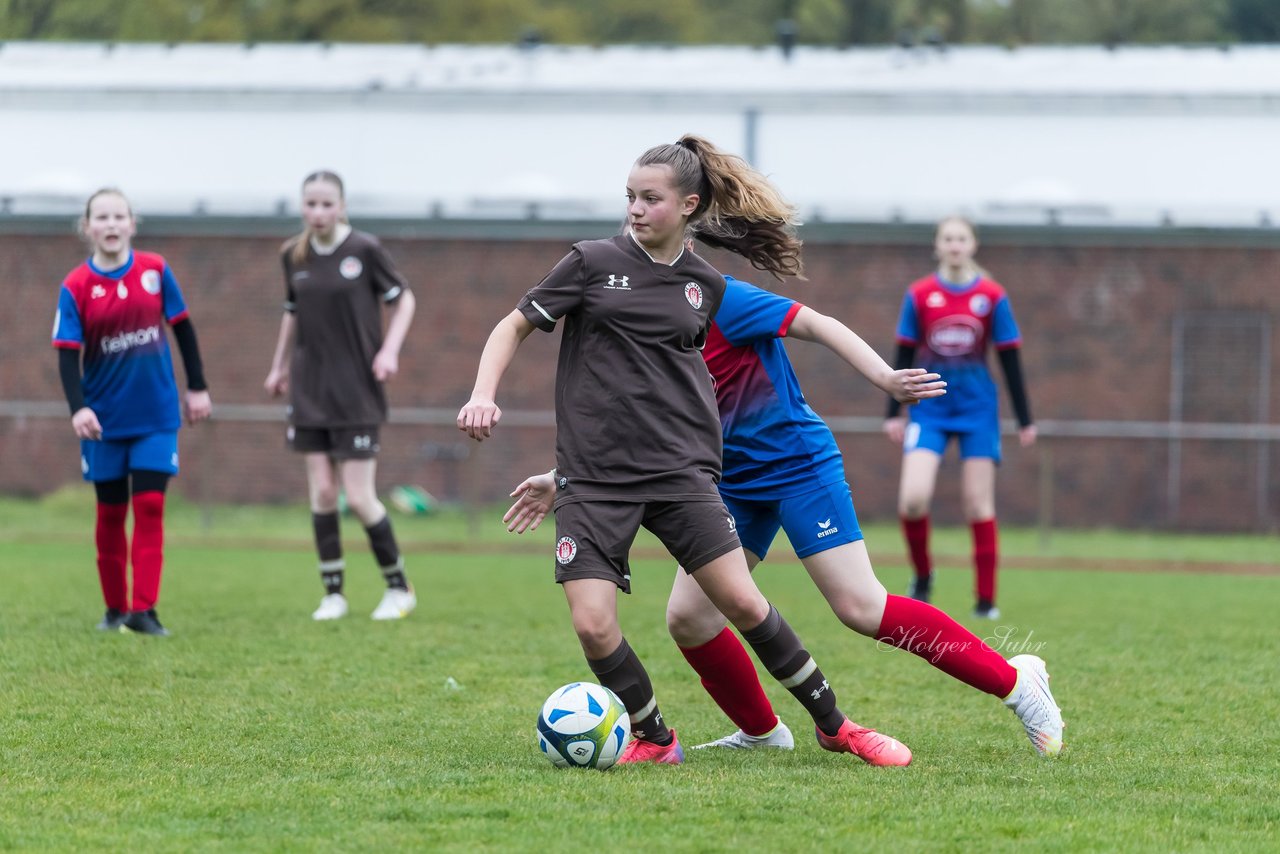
[264,368,288,397]
[71,407,103,440]
[886,368,946,404]
[184,390,213,425]
[882,416,907,445]
[1019,424,1038,447]
[503,471,556,533]
[372,349,399,382]
[457,396,502,442]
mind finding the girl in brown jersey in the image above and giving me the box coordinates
[265,171,418,622]
[458,136,911,767]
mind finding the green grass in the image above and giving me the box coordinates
[1,495,1277,852]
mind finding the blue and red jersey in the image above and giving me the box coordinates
[703,276,844,500]
[895,272,1022,431]
[51,251,189,439]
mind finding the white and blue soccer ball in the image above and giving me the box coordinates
[537,682,631,770]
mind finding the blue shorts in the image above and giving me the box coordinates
[81,431,179,482]
[722,480,863,561]
[905,420,1002,462]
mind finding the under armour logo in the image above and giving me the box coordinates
[604,274,630,289]
[810,679,830,701]
[727,515,737,533]
[353,435,372,450]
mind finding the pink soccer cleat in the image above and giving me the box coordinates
[816,719,912,767]
[615,729,685,765]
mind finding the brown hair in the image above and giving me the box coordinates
[285,170,347,265]
[635,135,803,279]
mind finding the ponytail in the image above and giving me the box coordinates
[635,135,804,280]
[286,170,347,266]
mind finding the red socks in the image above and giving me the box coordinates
[876,594,1017,697]
[679,627,779,737]
[130,491,166,612]
[95,501,129,611]
[901,515,932,580]
[971,518,997,603]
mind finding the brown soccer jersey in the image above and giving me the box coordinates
[517,233,726,502]
[281,229,409,427]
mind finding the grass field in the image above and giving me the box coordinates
[1,491,1277,852]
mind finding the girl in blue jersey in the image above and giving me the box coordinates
[506,270,1065,759]
[52,188,213,636]
[884,217,1036,619]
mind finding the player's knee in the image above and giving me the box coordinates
[832,590,886,637]
[570,611,617,657]
[899,495,930,518]
[310,484,340,512]
[666,603,724,647]
[346,495,385,526]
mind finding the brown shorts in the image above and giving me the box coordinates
[288,425,381,460]
[552,498,742,594]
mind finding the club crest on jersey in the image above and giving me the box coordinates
[969,294,991,316]
[926,291,947,308]
[116,281,129,300]
[556,536,578,565]
[603,274,630,290]
[141,270,162,295]
[684,281,704,309]
[339,256,363,280]
[91,285,107,299]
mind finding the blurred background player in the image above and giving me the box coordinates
[507,270,1065,758]
[459,135,911,767]
[883,216,1036,619]
[52,187,213,636]
[264,171,418,621]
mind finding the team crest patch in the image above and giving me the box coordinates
[339,256,363,280]
[969,294,991,316]
[556,536,578,565]
[141,270,161,295]
[684,281,704,309]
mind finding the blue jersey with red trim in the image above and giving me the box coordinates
[51,251,188,439]
[704,276,844,499]
[895,272,1021,430]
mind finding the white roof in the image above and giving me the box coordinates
[2,41,1278,227]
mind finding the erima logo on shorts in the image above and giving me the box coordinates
[816,518,839,538]
[556,536,578,564]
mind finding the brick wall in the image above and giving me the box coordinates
[3,218,1277,531]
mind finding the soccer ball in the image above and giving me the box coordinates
[388,485,436,516]
[537,682,631,770]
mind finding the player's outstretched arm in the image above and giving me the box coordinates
[504,469,556,534]
[787,306,946,404]
[457,310,537,441]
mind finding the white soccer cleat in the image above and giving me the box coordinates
[312,593,349,621]
[371,586,416,621]
[693,718,795,750]
[1004,654,1065,756]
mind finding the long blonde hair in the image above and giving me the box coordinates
[284,170,347,265]
[635,135,803,279]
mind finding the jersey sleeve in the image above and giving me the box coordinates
[367,238,409,303]
[895,291,920,345]
[715,278,800,346]
[516,249,586,333]
[51,286,83,349]
[991,295,1022,349]
[161,266,190,324]
[281,253,297,313]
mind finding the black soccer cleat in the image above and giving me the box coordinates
[973,598,1001,620]
[123,609,171,637]
[97,608,127,631]
[907,573,933,603]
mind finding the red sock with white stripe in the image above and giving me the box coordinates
[876,594,1017,697]
[679,627,779,737]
